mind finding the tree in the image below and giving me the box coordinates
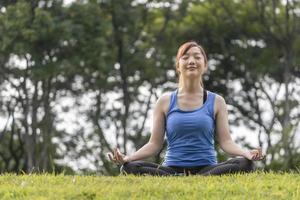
[0,0,74,173]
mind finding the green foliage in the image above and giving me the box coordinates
[0,0,299,174]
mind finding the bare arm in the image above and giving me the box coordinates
[215,95,263,160]
[108,93,169,164]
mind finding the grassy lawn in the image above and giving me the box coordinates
[0,172,299,200]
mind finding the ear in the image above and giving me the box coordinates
[176,66,181,75]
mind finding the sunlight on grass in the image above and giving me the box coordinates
[0,171,299,199]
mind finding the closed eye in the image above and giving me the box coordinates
[181,56,188,60]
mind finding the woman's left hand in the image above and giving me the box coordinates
[244,148,265,161]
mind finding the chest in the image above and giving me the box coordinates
[177,95,204,111]
[166,109,214,135]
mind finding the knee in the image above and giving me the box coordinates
[120,161,140,175]
[239,158,255,172]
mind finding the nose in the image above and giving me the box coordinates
[188,57,195,65]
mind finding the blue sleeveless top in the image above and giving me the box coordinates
[162,90,217,167]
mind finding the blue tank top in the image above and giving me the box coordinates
[162,89,217,167]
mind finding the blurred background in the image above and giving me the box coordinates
[0,0,299,175]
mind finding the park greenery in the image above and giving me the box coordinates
[0,172,300,199]
[0,0,299,175]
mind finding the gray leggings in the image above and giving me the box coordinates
[120,157,255,176]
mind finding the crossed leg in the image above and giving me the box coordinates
[121,157,255,176]
[198,157,255,176]
[121,161,177,176]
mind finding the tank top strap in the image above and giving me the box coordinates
[206,91,216,119]
[167,89,178,113]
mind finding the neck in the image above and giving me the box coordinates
[179,78,203,94]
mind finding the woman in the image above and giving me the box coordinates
[107,41,264,176]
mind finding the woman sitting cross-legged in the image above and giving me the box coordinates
[107,41,264,176]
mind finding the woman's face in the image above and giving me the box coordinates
[177,46,207,79]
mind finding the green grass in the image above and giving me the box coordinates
[0,172,299,200]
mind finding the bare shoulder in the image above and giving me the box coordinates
[214,94,227,116]
[156,92,172,115]
[215,94,226,105]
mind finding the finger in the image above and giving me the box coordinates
[117,149,124,161]
[114,148,119,160]
[256,148,261,157]
[255,151,260,160]
[251,151,259,160]
[113,148,118,159]
[250,150,257,157]
[107,153,116,162]
[251,149,257,154]
[117,148,122,156]
[114,148,120,162]
[256,152,264,160]
[115,148,122,161]
[252,154,258,160]
[259,148,262,158]
[250,152,256,160]
[254,151,259,158]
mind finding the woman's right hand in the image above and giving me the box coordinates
[107,148,130,165]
